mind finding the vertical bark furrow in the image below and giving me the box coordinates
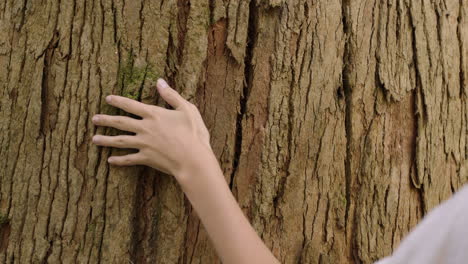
[230,0,255,193]
[409,0,466,213]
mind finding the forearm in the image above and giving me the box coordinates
[176,149,279,264]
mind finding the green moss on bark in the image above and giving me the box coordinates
[0,213,9,225]
[118,50,159,101]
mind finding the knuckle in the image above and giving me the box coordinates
[142,105,152,116]
[133,123,143,133]
[137,154,148,164]
[127,156,139,165]
[145,110,159,122]
[122,102,130,110]
[116,136,125,145]
[139,125,150,135]
[148,106,159,116]
[133,137,144,147]
[114,117,122,124]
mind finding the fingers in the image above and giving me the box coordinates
[108,153,143,166]
[92,135,141,149]
[92,114,141,133]
[156,78,186,110]
[106,95,151,117]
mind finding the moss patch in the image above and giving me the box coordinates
[0,213,9,225]
[118,49,159,101]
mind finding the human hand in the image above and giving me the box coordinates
[91,78,212,178]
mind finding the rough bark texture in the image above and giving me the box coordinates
[0,0,466,263]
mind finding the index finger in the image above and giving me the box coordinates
[106,95,151,117]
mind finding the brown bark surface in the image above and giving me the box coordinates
[0,0,466,263]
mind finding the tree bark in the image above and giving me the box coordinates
[0,0,466,263]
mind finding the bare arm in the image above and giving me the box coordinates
[92,79,279,264]
[177,145,279,264]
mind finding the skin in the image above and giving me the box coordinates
[92,78,280,264]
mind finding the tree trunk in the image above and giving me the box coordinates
[0,0,466,263]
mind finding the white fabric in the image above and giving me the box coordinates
[375,185,468,264]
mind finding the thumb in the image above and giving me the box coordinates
[157,78,185,110]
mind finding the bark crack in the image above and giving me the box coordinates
[39,32,60,136]
[341,0,352,236]
[228,0,257,192]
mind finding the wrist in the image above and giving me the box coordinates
[174,143,219,187]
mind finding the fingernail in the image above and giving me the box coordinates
[92,135,99,143]
[106,95,112,103]
[108,157,114,163]
[92,115,99,122]
[157,78,168,89]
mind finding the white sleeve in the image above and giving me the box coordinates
[374,184,468,264]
